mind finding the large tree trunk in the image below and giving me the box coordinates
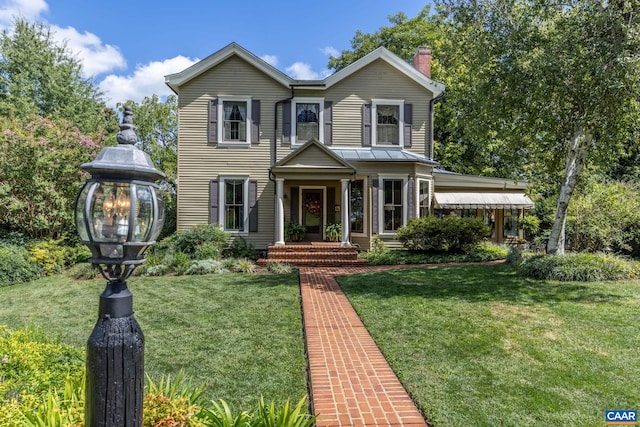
[547,125,592,255]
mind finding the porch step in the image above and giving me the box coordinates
[257,243,368,267]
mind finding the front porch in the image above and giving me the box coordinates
[257,242,368,267]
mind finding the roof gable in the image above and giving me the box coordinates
[324,47,445,96]
[274,139,355,170]
[165,42,292,92]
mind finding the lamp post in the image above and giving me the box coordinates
[74,106,165,426]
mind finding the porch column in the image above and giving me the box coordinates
[340,178,351,247]
[275,178,285,245]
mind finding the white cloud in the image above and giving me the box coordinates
[285,61,333,80]
[52,25,126,77]
[260,54,278,67]
[322,46,339,57]
[0,0,47,25]
[98,55,197,108]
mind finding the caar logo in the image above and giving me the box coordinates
[605,410,637,425]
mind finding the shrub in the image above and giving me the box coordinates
[144,264,170,277]
[162,225,229,258]
[144,372,205,427]
[195,242,222,261]
[22,374,84,427]
[397,216,490,253]
[324,223,341,242]
[469,241,509,261]
[265,262,296,274]
[0,244,42,286]
[232,258,256,273]
[506,246,524,265]
[28,239,67,275]
[185,260,228,275]
[519,253,637,281]
[369,235,388,256]
[224,237,257,260]
[167,252,193,276]
[284,222,305,242]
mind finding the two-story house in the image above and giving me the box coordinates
[165,42,533,250]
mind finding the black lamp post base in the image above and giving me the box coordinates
[85,280,144,427]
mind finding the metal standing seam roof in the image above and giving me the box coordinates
[434,192,535,209]
[329,147,439,165]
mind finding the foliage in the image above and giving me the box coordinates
[324,223,341,242]
[119,96,178,240]
[369,235,388,256]
[566,180,640,256]
[185,259,229,275]
[506,247,523,265]
[168,252,193,276]
[28,240,68,275]
[0,19,113,135]
[518,215,540,241]
[144,372,205,427]
[224,237,257,260]
[519,253,638,281]
[22,374,84,427]
[158,225,229,258]
[0,244,42,286]
[231,259,257,274]
[362,242,507,266]
[396,216,490,253]
[199,397,314,427]
[284,222,305,242]
[0,115,104,239]
[265,262,297,274]
[195,242,223,261]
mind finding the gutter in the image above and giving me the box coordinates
[428,91,446,160]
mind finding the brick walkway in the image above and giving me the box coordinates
[299,265,428,427]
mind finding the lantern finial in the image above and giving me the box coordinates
[116,106,137,145]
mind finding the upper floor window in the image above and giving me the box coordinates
[286,97,325,145]
[209,97,260,146]
[223,101,247,142]
[372,100,404,147]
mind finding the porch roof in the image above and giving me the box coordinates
[329,147,439,166]
[434,192,535,209]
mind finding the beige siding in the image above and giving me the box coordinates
[176,55,289,248]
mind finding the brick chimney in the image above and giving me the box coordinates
[412,46,432,78]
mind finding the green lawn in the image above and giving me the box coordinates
[0,272,307,409]
[337,263,640,427]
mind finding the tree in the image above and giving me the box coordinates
[118,95,178,238]
[0,19,111,134]
[439,0,640,254]
[0,115,104,239]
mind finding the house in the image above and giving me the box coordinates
[165,42,533,250]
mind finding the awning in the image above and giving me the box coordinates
[434,192,535,209]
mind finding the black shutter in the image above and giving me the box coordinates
[249,180,258,232]
[208,99,218,143]
[363,103,372,147]
[407,178,415,220]
[404,103,413,147]
[251,100,260,143]
[282,101,291,145]
[324,100,333,146]
[290,186,299,223]
[210,180,219,224]
[326,186,336,224]
[371,178,378,234]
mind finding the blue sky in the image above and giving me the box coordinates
[0,0,430,108]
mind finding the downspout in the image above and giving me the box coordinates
[428,91,445,160]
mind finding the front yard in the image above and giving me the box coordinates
[338,262,640,426]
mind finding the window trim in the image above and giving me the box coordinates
[291,97,324,146]
[417,177,432,218]
[377,175,407,235]
[372,99,404,147]
[217,97,252,147]
[219,176,249,235]
[350,177,367,236]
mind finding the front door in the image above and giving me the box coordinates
[301,189,323,241]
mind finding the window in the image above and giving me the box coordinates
[503,209,519,238]
[296,103,319,141]
[223,101,247,141]
[372,100,404,146]
[379,178,406,233]
[289,98,324,145]
[350,180,364,234]
[214,97,253,146]
[215,177,249,233]
[418,179,430,217]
